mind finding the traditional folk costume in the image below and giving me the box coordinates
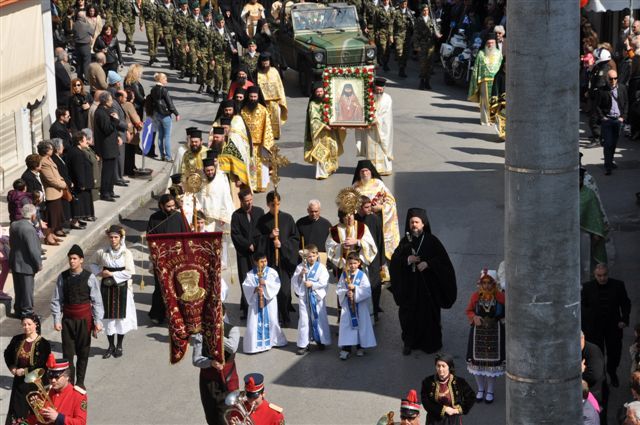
[292,259,331,350]
[51,245,104,388]
[192,325,240,425]
[420,372,476,424]
[198,156,235,232]
[465,269,505,403]
[257,54,288,140]
[468,37,503,126]
[242,265,287,353]
[352,160,400,260]
[356,78,394,175]
[241,87,274,192]
[91,239,137,336]
[4,317,52,425]
[390,209,457,355]
[336,268,376,350]
[304,84,346,179]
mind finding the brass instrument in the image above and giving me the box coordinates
[375,411,395,425]
[223,390,256,425]
[257,263,265,310]
[25,368,54,423]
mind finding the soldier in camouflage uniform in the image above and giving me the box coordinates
[196,9,216,94]
[174,1,191,79]
[394,0,413,78]
[210,14,237,102]
[363,0,376,43]
[139,0,159,65]
[184,4,202,84]
[156,0,175,68]
[241,39,259,82]
[110,0,123,36]
[120,0,137,53]
[95,0,114,27]
[374,0,396,71]
[412,4,439,90]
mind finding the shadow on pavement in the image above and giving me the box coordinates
[452,147,505,158]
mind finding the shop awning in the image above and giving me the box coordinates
[585,0,634,12]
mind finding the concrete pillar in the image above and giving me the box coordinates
[505,1,582,424]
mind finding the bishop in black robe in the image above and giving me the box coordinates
[146,195,190,324]
[390,208,457,355]
[254,192,300,326]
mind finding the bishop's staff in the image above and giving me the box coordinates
[269,144,290,266]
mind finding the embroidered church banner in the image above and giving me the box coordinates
[147,232,224,364]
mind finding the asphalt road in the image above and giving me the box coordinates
[2,27,639,425]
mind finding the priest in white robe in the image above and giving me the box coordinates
[292,245,331,353]
[355,77,394,176]
[197,153,234,232]
[326,210,377,273]
[242,253,287,353]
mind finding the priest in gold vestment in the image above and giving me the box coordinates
[303,82,346,180]
[240,86,274,192]
[181,129,209,177]
[257,52,288,140]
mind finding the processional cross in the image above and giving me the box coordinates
[270,144,290,266]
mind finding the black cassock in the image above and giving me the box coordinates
[356,212,385,314]
[295,216,332,252]
[390,232,456,353]
[147,210,190,323]
[255,211,300,325]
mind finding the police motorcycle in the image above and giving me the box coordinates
[439,26,482,86]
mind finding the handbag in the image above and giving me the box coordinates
[62,188,73,202]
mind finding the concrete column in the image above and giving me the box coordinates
[505,1,582,424]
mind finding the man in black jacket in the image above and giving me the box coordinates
[55,49,72,108]
[93,92,127,201]
[581,263,631,388]
[230,187,264,319]
[49,108,72,152]
[593,69,628,175]
[355,195,385,320]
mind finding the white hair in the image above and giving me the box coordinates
[308,199,321,208]
[494,25,505,35]
[21,204,37,218]
[627,401,640,420]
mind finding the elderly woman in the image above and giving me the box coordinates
[66,132,95,225]
[119,89,143,177]
[50,138,85,230]
[94,25,122,74]
[4,313,52,424]
[421,353,476,424]
[80,128,100,206]
[68,77,92,131]
[465,269,505,404]
[91,224,137,359]
[38,141,68,237]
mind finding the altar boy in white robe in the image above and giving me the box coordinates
[242,252,287,354]
[336,252,376,360]
[292,244,331,355]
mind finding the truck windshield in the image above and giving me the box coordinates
[292,6,359,32]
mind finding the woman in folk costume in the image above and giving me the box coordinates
[465,268,505,404]
[91,224,137,359]
[336,252,376,360]
[292,244,331,355]
[352,160,399,261]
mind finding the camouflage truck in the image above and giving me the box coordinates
[276,2,376,95]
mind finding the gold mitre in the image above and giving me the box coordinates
[336,187,362,215]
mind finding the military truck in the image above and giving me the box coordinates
[276,2,376,95]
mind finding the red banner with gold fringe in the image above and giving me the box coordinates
[147,232,224,364]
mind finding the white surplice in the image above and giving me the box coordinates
[292,261,331,348]
[197,171,234,232]
[355,92,394,175]
[325,223,378,270]
[336,270,376,348]
[242,266,287,353]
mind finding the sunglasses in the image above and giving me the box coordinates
[74,83,83,87]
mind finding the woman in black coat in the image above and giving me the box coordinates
[124,63,145,120]
[50,138,84,230]
[67,77,92,131]
[66,132,95,223]
[94,25,122,73]
[421,353,476,424]
[4,314,51,425]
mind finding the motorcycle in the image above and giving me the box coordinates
[439,28,481,86]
